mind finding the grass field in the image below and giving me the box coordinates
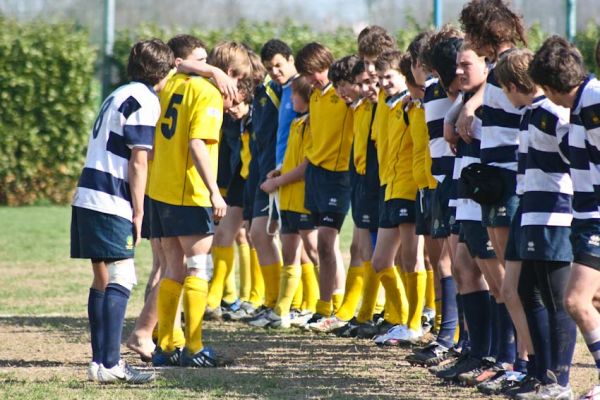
[0,206,597,399]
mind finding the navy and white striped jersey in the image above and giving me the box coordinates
[521,96,572,227]
[569,76,600,221]
[481,68,525,172]
[423,80,455,183]
[516,101,530,196]
[72,82,159,221]
[454,101,484,222]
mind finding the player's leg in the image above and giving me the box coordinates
[236,227,251,303]
[249,215,282,310]
[399,223,426,341]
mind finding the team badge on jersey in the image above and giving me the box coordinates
[126,235,134,250]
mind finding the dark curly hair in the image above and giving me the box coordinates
[529,35,587,94]
[127,39,174,86]
[329,55,360,85]
[358,26,397,59]
[260,39,293,62]
[459,0,527,60]
[419,25,463,72]
[407,31,433,67]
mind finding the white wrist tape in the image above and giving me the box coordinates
[107,258,137,291]
[186,254,214,281]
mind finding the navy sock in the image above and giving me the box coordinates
[490,297,498,359]
[87,288,105,364]
[462,291,492,359]
[370,231,378,249]
[457,294,470,349]
[102,283,130,368]
[525,305,551,380]
[527,354,537,377]
[495,302,516,365]
[514,358,528,374]
[551,309,577,386]
[436,276,458,349]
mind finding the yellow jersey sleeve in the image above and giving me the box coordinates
[306,84,353,172]
[408,102,438,190]
[279,114,310,214]
[372,95,391,185]
[384,99,418,201]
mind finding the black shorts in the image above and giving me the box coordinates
[379,198,417,229]
[481,168,519,228]
[415,188,434,236]
[571,219,600,271]
[352,174,379,230]
[431,176,453,239]
[70,206,135,260]
[310,211,346,231]
[149,198,214,238]
[280,211,316,234]
[243,158,258,221]
[226,163,246,208]
[460,221,496,260]
[141,195,152,239]
[504,204,522,262]
[304,163,351,215]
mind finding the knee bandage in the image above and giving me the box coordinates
[107,258,137,291]
[186,254,213,281]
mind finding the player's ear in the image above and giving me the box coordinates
[287,55,294,64]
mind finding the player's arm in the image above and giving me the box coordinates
[260,159,309,194]
[456,83,484,141]
[444,95,463,149]
[128,147,149,246]
[177,60,237,100]
[189,138,227,220]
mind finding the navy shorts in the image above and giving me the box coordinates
[304,163,351,215]
[141,195,152,239]
[252,183,279,220]
[504,204,522,262]
[243,158,258,221]
[415,188,434,236]
[460,221,496,260]
[149,198,214,238]
[481,168,519,228]
[280,211,316,234]
[571,219,600,270]
[352,174,379,230]
[70,206,134,260]
[520,225,572,262]
[378,185,392,228]
[226,170,246,209]
[431,177,453,239]
[379,199,416,229]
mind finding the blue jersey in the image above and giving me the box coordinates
[276,77,298,168]
[568,75,600,221]
[521,96,572,227]
[251,77,282,181]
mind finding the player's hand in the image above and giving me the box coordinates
[132,213,144,247]
[456,104,474,144]
[212,68,238,101]
[211,193,227,222]
[266,169,281,179]
[260,178,278,194]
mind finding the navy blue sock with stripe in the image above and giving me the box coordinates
[495,302,516,365]
[102,283,130,369]
[87,288,105,364]
[462,290,492,359]
[436,276,458,349]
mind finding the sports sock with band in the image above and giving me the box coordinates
[261,261,282,309]
[87,288,105,364]
[182,276,209,354]
[222,255,238,304]
[436,276,458,349]
[102,283,130,368]
[157,278,183,353]
[455,294,468,345]
[335,263,365,321]
[316,299,332,317]
[206,246,234,309]
[300,262,319,312]
[461,290,492,359]
[274,264,302,317]
[356,261,381,323]
[291,278,303,310]
[406,270,427,332]
[238,243,251,302]
[425,269,436,311]
[377,267,408,326]
[248,248,265,307]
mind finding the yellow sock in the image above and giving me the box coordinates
[316,299,333,317]
[435,298,442,332]
[238,243,251,302]
[262,261,282,309]
[383,288,402,325]
[454,324,461,344]
[356,261,381,323]
[274,264,302,316]
[222,254,237,304]
[374,286,385,315]
[406,270,427,332]
[300,262,319,312]
[334,264,365,321]
[377,267,409,325]
[332,292,344,313]
[157,278,182,352]
[400,269,409,289]
[425,269,436,310]
[248,248,264,307]
[182,275,209,354]
[206,246,234,308]
[172,326,186,349]
[291,278,303,310]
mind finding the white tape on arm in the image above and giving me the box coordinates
[107,258,137,291]
[187,254,213,281]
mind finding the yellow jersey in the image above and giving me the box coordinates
[148,73,223,206]
[407,100,438,190]
[384,96,418,201]
[306,83,353,172]
[279,114,311,213]
[352,99,375,175]
[372,91,391,185]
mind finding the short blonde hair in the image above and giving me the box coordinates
[208,41,252,79]
[495,48,536,94]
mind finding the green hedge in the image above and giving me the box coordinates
[0,17,97,205]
